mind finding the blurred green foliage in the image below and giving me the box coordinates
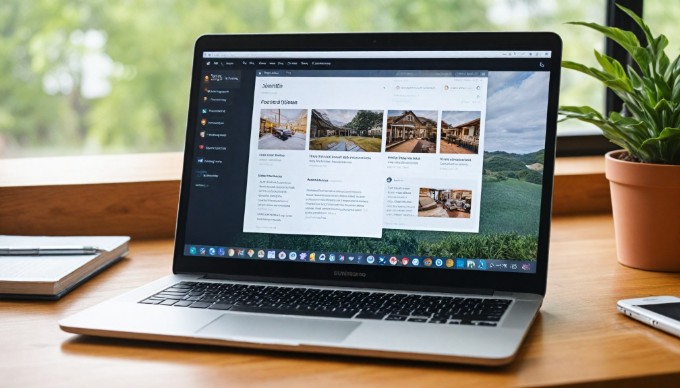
[0,0,606,157]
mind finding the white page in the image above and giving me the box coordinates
[0,236,129,282]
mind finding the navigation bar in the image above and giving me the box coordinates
[255,70,488,78]
[204,50,552,59]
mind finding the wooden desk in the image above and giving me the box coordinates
[2,214,680,387]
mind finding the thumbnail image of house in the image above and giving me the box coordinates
[386,110,438,153]
[310,109,338,138]
[260,109,307,136]
[309,109,382,152]
[417,187,472,218]
[258,109,308,150]
[440,111,481,154]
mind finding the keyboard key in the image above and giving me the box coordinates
[355,312,386,320]
[156,295,183,300]
[229,305,357,319]
[208,303,233,310]
[479,315,502,322]
[157,291,186,295]
[140,298,162,304]
[164,287,189,292]
[407,317,428,322]
[138,281,511,327]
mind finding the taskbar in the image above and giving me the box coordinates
[184,244,536,273]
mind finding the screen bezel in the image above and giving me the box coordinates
[173,32,562,296]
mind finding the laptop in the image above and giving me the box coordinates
[60,32,562,365]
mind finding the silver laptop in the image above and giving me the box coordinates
[60,32,562,365]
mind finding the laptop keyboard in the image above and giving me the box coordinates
[139,281,511,326]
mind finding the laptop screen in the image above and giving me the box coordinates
[181,48,553,276]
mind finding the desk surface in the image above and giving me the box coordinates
[2,214,680,387]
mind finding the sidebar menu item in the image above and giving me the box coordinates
[194,70,241,188]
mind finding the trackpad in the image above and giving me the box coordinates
[196,313,361,344]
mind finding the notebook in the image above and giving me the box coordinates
[0,235,129,299]
[60,32,561,365]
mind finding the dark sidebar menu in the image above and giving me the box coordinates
[184,65,257,245]
[193,70,241,188]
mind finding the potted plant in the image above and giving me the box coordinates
[560,5,680,271]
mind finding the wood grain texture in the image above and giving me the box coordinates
[0,153,183,239]
[0,181,180,239]
[0,152,183,187]
[552,172,611,215]
[1,215,679,387]
[552,155,612,215]
[554,155,605,175]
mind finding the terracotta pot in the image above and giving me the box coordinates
[605,150,680,271]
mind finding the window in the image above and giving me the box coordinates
[644,1,680,55]
[0,0,611,158]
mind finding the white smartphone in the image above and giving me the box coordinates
[617,296,680,338]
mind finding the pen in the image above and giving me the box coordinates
[0,246,105,256]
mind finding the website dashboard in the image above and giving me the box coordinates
[183,51,553,274]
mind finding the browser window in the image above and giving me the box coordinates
[244,69,487,238]
[184,51,552,274]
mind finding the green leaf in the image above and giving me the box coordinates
[559,106,643,154]
[567,21,639,51]
[631,47,652,76]
[627,65,647,92]
[665,55,680,81]
[563,4,680,164]
[639,127,680,164]
[567,21,645,67]
[609,111,654,143]
[653,99,675,134]
[558,105,604,121]
[562,59,630,92]
[616,4,654,44]
[594,50,632,92]
[654,35,669,58]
